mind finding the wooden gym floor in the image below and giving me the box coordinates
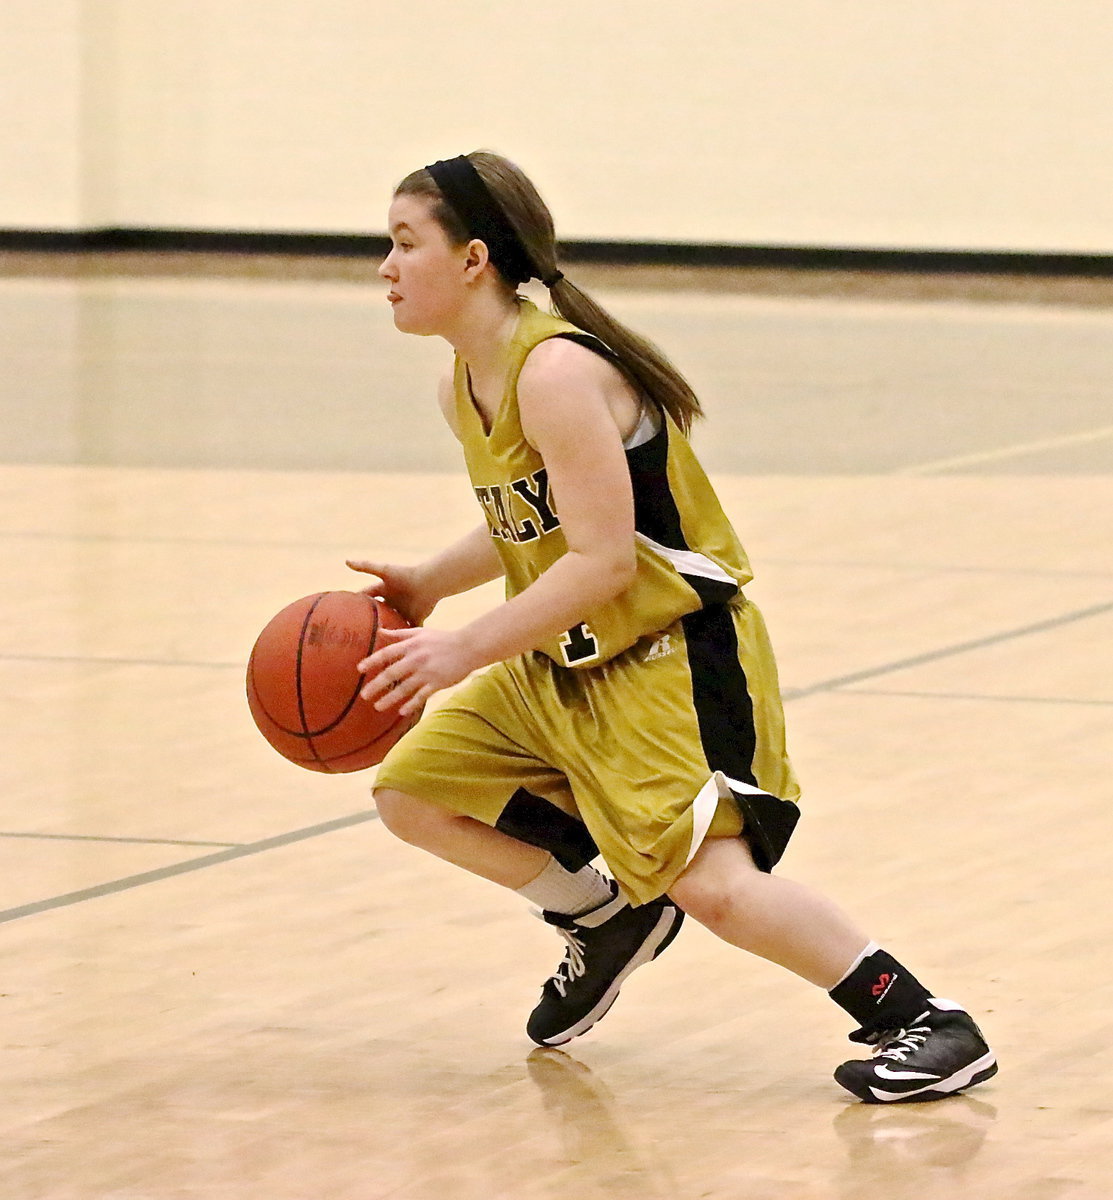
[1,252,1111,1199]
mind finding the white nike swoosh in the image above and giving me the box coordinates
[874,1064,942,1081]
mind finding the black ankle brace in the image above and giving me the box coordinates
[829,946,933,1040]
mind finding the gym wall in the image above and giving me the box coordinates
[2,0,1110,253]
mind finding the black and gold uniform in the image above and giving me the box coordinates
[374,300,800,903]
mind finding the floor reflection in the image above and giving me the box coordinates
[832,1094,997,1196]
[525,1048,680,1200]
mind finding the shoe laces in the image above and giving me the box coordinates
[550,928,587,997]
[872,1012,932,1062]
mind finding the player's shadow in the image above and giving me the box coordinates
[525,1047,678,1200]
[832,1093,998,1196]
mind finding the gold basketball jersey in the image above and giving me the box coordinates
[455,299,754,668]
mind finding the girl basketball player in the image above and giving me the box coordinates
[347,151,997,1103]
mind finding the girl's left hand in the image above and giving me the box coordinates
[358,626,477,717]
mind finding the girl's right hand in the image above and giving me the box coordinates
[344,559,438,626]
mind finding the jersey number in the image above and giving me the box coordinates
[559,622,599,666]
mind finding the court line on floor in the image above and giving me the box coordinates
[896,423,1113,476]
[0,529,361,549]
[0,831,243,847]
[759,557,1113,581]
[833,687,1113,708]
[781,597,1113,701]
[0,830,243,849]
[0,652,241,669]
[0,809,378,925]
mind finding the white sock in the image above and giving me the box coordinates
[830,940,880,990]
[515,857,614,915]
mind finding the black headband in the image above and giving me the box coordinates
[426,156,558,288]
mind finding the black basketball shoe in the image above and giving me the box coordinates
[526,885,684,1046]
[834,999,998,1103]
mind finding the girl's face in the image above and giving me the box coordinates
[379,194,470,336]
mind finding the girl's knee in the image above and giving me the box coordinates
[669,872,733,931]
[373,788,458,847]
[667,836,761,931]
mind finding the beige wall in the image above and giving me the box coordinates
[3,0,1111,252]
[1,1,84,228]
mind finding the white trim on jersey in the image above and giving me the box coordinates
[717,772,773,798]
[687,771,779,868]
[622,403,662,450]
[685,775,722,868]
[635,532,737,585]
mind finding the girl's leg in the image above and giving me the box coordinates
[374,786,684,1047]
[669,835,997,1103]
[666,835,867,987]
[376,785,617,912]
[374,786,549,889]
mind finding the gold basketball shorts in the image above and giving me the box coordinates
[373,598,800,905]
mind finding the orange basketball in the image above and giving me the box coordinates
[247,591,413,773]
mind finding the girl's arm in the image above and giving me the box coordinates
[361,340,639,713]
[459,337,637,662]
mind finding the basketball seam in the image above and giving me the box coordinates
[248,618,326,737]
[247,594,376,742]
[295,593,330,770]
[304,592,380,773]
[286,714,412,765]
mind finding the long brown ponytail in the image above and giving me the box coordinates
[395,151,704,433]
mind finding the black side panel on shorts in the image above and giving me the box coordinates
[495,788,599,872]
[682,606,800,872]
[730,789,800,873]
[682,606,757,781]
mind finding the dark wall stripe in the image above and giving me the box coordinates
[3,228,1112,275]
[0,229,386,256]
